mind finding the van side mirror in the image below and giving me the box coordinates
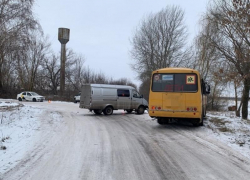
[140,94,143,98]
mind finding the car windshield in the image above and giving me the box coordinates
[30,92,40,96]
[76,92,81,96]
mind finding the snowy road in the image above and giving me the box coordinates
[2,101,250,180]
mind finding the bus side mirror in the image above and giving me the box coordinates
[205,84,210,94]
[202,82,210,95]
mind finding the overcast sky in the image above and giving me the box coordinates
[34,0,209,87]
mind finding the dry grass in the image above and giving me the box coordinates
[208,117,234,133]
[209,117,231,126]
[0,103,23,112]
[218,127,234,133]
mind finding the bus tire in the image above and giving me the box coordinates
[103,106,113,115]
[193,123,199,127]
[202,107,206,117]
[157,118,164,125]
[193,118,203,127]
[199,118,204,126]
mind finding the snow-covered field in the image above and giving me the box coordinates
[0,99,63,176]
[0,98,250,177]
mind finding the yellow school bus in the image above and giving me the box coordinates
[148,68,210,126]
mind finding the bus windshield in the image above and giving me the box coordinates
[152,73,198,92]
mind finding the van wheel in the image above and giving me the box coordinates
[94,109,102,115]
[33,98,36,102]
[126,109,133,113]
[18,97,22,101]
[103,106,113,115]
[137,106,145,114]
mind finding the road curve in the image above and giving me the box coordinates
[3,101,250,180]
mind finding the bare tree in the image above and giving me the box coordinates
[82,66,94,84]
[16,34,50,91]
[66,54,85,92]
[207,0,250,119]
[109,78,137,89]
[130,5,189,82]
[194,17,220,81]
[0,0,40,93]
[41,54,60,95]
[92,71,108,84]
[138,78,150,101]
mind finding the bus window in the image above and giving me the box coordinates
[152,73,198,92]
[175,74,197,92]
[152,74,173,92]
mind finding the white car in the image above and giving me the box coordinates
[17,91,45,102]
[74,92,81,103]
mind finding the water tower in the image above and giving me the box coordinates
[58,28,70,96]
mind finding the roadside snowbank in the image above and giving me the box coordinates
[0,99,62,176]
[206,111,250,159]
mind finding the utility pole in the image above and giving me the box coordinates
[58,28,70,97]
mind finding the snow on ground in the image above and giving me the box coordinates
[206,111,250,159]
[0,99,63,176]
[0,98,250,176]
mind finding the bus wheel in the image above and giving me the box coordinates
[193,118,203,126]
[137,106,145,114]
[103,106,113,115]
[193,123,199,127]
[94,109,102,115]
[202,107,206,117]
[199,118,204,126]
[157,118,164,125]
[157,118,169,125]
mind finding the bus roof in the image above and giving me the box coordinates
[153,67,200,74]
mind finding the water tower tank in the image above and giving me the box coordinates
[58,28,70,44]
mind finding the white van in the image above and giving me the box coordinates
[79,84,148,115]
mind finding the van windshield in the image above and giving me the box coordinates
[152,73,198,92]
